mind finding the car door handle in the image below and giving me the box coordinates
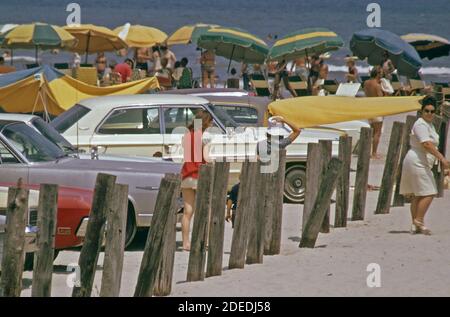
[78,126,89,131]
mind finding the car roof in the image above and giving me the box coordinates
[78,94,210,109]
[0,113,38,123]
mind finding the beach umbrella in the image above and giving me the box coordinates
[0,23,77,63]
[350,29,422,78]
[0,24,18,34]
[114,23,167,48]
[167,23,220,46]
[197,27,269,72]
[64,24,128,63]
[267,27,344,62]
[401,33,450,60]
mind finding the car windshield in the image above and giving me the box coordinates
[32,118,77,154]
[50,104,91,133]
[0,122,65,162]
[209,104,259,126]
[206,104,238,128]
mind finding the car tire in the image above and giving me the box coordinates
[23,249,60,271]
[284,164,306,204]
[125,203,137,249]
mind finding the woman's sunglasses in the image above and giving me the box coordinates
[423,109,436,114]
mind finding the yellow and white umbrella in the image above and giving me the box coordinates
[114,23,167,48]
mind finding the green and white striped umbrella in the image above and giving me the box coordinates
[268,27,344,62]
[197,27,269,65]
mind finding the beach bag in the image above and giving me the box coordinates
[178,67,193,89]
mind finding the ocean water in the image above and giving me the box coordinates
[1,0,449,83]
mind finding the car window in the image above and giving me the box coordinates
[210,105,258,126]
[50,104,91,133]
[163,107,199,134]
[0,142,19,164]
[98,107,160,134]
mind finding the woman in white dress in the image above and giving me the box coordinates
[400,96,449,234]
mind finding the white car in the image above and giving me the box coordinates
[51,94,345,203]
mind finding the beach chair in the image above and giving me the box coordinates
[250,74,271,97]
[323,79,339,95]
[405,76,427,95]
[80,63,93,67]
[391,74,404,96]
[74,67,98,86]
[287,75,308,96]
[441,88,450,104]
[226,78,240,89]
[54,63,69,70]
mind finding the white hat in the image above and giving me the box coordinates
[267,116,292,137]
[319,52,331,59]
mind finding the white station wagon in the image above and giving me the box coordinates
[51,94,345,203]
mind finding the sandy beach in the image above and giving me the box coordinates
[19,111,450,297]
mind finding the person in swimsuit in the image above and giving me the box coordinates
[151,46,162,74]
[160,45,177,72]
[134,47,152,73]
[200,49,216,88]
[271,59,297,100]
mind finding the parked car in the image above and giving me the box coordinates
[0,184,92,269]
[0,119,181,246]
[51,94,344,203]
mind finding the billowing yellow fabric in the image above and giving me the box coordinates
[268,96,423,128]
[0,74,160,116]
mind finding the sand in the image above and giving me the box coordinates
[19,111,450,297]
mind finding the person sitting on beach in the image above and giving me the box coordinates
[364,66,385,159]
[114,58,134,83]
[134,47,152,74]
[271,59,297,101]
[95,52,107,80]
[160,45,177,72]
[200,49,216,88]
[226,182,240,228]
[177,57,193,89]
[345,55,359,83]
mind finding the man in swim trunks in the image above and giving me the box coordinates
[134,47,152,74]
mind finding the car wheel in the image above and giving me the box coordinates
[23,249,60,271]
[284,164,306,204]
[125,203,137,248]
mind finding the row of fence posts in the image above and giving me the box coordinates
[0,107,448,297]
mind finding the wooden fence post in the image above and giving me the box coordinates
[186,164,214,281]
[206,162,230,278]
[246,162,268,264]
[335,136,352,228]
[266,149,287,255]
[0,182,29,297]
[72,173,117,297]
[31,184,58,297]
[375,122,405,214]
[153,173,181,296]
[393,115,417,206]
[100,183,128,297]
[303,143,321,231]
[351,127,373,221]
[300,158,342,248]
[229,160,258,268]
[134,175,181,297]
[319,140,332,233]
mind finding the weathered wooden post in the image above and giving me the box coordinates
[266,149,287,255]
[375,122,405,214]
[229,160,258,268]
[134,175,181,297]
[100,183,128,297]
[31,184,58,297]
[300,158,342,248]
[351,127,372,221]
[246,162,269,264]
[72,173,117,297]
[303,143,321,231]
[319,140,332,233]
[0,182,29,297]
[393,115,417,206]
[186,164,214,281]
[335,136,352,228]
[206,162,230,278]
[153,173,181,296]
